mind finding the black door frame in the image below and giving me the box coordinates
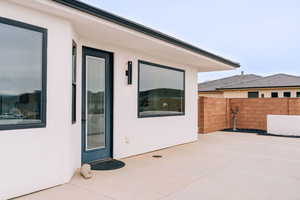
[81,46,114,164]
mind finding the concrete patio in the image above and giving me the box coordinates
[15,132,300,200]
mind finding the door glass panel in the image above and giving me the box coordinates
[86,56,105,151]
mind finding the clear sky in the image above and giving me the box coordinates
[82,0,300,83]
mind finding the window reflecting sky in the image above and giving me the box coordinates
[0,23,42,95]
[139,63,184,91]
[86,56,105,92]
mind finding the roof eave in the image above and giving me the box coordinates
[52,0,240,68]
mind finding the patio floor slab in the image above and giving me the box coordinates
[15,131,300,200]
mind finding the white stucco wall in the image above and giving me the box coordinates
[267,115,300,136]
[223,90,248,98]
[198,92,224,98]
[0,2,198,199]
[79,39,198,159]
[0,2,78,200]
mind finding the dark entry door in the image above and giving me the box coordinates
[82,47,113,164]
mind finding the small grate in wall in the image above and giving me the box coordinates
[152,155,163,158]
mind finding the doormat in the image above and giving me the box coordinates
[91,159,125,171]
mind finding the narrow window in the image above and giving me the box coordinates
[248,92,259,98]
[72,41,77,123]
[297,92,300,98]
[283,92,291,98]
[261,94,265,98]
[138,60,185,118]
[0,17,47,130]
[271,92,278,98]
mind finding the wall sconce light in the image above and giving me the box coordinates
[126,61,132,85]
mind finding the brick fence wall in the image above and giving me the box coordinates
[198,97,230,133]
[198,97,300,134]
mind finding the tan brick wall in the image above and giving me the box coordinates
[198,97,300,133]
[288,98,300,115]
[230,98,290,130]
[198,97,230,134]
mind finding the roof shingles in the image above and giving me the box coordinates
[198,73,300,92]
[220,74,300,89]
[198,74,262,92]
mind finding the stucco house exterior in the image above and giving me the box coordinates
[0,0,239,199]
[199,73,300,98]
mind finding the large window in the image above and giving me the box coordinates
[72,41,77,123]
[248,92,259,98]
[138,60,185,118]
[0,17,47,130]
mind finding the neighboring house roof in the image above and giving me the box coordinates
[198,74,262,92]
[220,74,300,89]
[52,0,240,68]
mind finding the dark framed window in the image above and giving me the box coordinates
[72,41,77,123]
[284,92,291,98]
[297,92,300,98]
[271,92,278,98]
[0,17,47,130]
[138,60,185,118]
[248,92,259,98]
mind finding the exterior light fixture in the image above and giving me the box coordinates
[126,61,132,85]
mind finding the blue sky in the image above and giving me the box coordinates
[82,0,300,82]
